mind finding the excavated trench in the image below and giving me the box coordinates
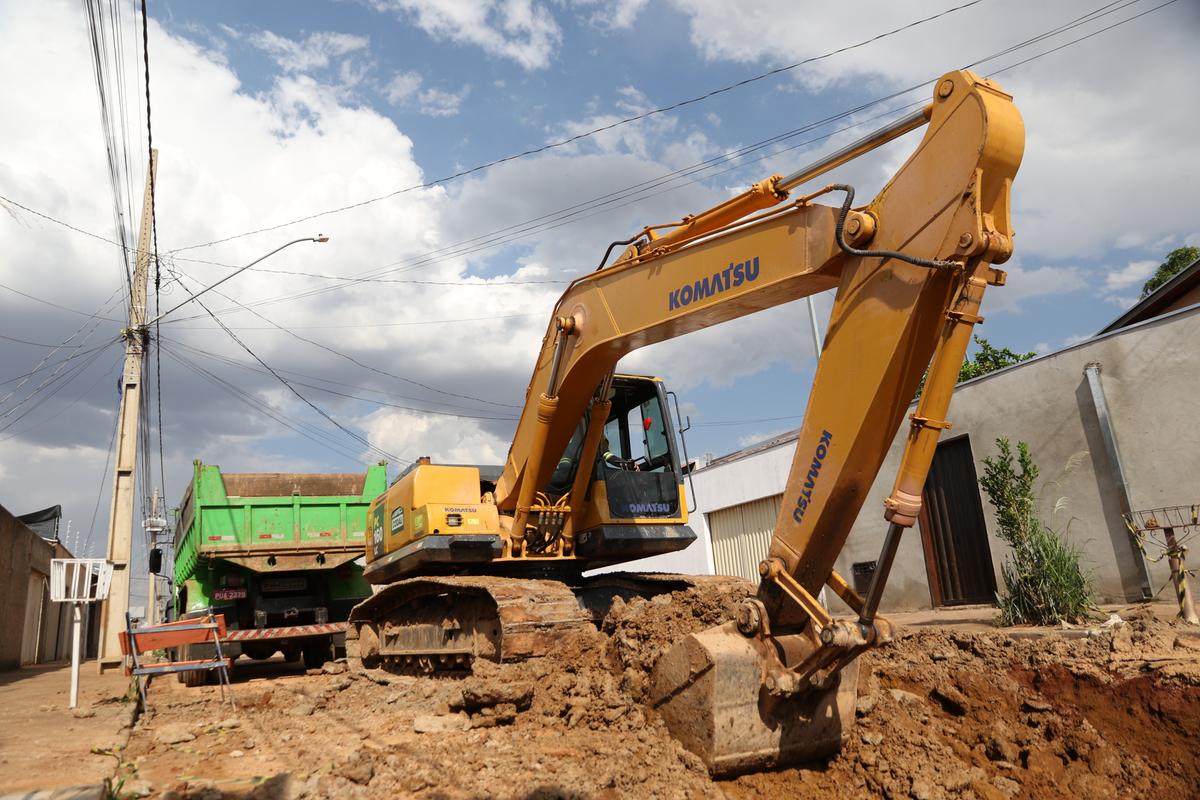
[123,586,1200,800]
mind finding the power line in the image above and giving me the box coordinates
[0,287,125,414]
[170,0,989,253]
[165,337,512,415]
[0,340,120,436]
[0,341,120,387]
[6,0,1167,320]
[166,267,522,409]
[0,277,125,321]
[167,339,519,421]
[162,345,376,464]
[0,333,77,348]
[180,293,403,463]
[0,348,124,441]
[160,0,1164,320]
[83,400,122,557]
[163,311,541,330]
[138,0,167,500]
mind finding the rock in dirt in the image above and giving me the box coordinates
[1021,697,1053,712]
[123,779,153,797]
[154,724,196,745]
[452,681,534,712]
[70,707,96,719]
[322,661,348,675]
[889,688,924,705]
[336,754,375,785]
[931,684,969,715]
[413,712,469,733]
[289,699,316,717]
[216,717,241,729]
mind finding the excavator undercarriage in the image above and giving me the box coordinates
[345,574,744,672]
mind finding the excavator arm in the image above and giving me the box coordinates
[492,70,1023,772]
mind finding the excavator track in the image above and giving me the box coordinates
[346,573,745,674]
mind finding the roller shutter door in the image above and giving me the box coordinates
[707,494,782,583]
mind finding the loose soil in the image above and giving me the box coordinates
[116,589,1200,800]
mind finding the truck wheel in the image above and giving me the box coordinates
[177,644,214,687]
[302,640,332,669]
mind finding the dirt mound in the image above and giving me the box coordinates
[121,599,1200,800]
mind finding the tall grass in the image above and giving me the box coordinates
[979,438,1095,625]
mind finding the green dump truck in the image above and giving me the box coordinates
[172,461,386,682]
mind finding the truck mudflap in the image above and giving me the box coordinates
[224,622,348,641]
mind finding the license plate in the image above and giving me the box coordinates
[262,577,307,592]
[213,588,247,601]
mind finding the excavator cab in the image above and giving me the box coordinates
[551,376,682,516]
[548,374,695,565]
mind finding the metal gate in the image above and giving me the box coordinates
[707,494,781,584]
[919,435,997,606]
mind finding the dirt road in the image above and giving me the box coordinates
[116,589,1200,799]
[0,661,134,796]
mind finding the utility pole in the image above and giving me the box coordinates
[96,149,156,672]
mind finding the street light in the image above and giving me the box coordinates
[148,234,329,325]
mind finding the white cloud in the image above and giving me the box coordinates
[982,263,1086,315]
[663,0,1200,274]
[370,0,562,70]
[572,0,648,31]
[246,30,369,74]
[361,408,508,464]
[385,71,423,104]
[385,71,471,116]
[1103,259,1156,292]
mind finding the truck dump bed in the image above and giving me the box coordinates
[172,461,387,651]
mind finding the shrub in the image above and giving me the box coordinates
[979,438,1094,625]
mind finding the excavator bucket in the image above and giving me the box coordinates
[649,622,858,777]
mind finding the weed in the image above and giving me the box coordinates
[979,438,1095,625]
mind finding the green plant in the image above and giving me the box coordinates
[1140,245,1200,299]
[916,336,1036,397]
[979,438,1094,625]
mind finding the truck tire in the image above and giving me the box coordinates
[302,639,332,669]
[177,644,214,687]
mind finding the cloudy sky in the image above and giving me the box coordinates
[1,0,1197,577]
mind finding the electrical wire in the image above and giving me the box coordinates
[0,340,120,435]
[83,399,122,557]
[166,266,522,409]
[162,345,377,464]
[0,348,124,441]
[170,0,990,253]
[181,292,402,463]
[0,287,125,414]
[167,338,519,421]
[160,0,1170,321]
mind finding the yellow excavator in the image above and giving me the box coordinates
[349,70,1024,775]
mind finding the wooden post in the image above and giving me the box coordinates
[96,149,157,671]
[1163,526,1199,625]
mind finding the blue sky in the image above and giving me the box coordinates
[0,0,1197,561]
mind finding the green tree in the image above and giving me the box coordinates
[1140,245,1200,299]
[916,336,1036,397]
[978,438,1094,625]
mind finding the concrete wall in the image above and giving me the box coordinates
[840,304,1199,610]
[0,504,55,669]
[677,303,1200,612]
